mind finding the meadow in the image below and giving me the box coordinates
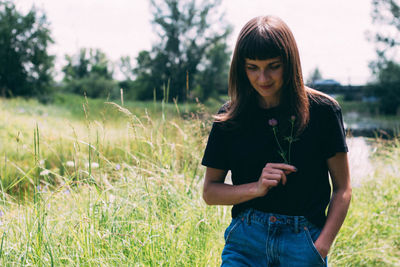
[0,94,399,266]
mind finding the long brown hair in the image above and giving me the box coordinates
[216,16,314,133]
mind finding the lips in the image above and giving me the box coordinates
[259,84,274,89]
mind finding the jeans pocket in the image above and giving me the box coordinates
[303,226,326,265]
[224,217,243,243]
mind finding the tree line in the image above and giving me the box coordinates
[1,0,400,114]
[0,0,231,103]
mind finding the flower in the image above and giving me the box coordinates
[268,118,278,127]
[66,161,75,167]
[85,162,99,169]
[115,164,121,171]
[40,170,50,176]
[268,116,298,164]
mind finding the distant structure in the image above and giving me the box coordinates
[308,79,364,101]
[313,79,341,87]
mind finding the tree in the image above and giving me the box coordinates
[306,67,323,85]
[62,48,119,98]
[368,61,400,114]
[370,0,400,67]
[194,41,230,100]
[0,1,54,100]
[368,0,400,114]
[123,0,231,102]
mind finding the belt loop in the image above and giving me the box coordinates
[246,209,253,225]
[294,216,299,233]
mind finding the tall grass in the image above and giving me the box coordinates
[330,138,400,266]
[0,95,399,266]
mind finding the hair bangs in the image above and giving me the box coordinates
[239,26,282,60]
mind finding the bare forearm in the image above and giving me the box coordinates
[202,164,296,206]
[316,187,352,254]
[203,182,260,205]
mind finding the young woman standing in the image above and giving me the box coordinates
[202,16,351,266]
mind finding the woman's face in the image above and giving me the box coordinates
[244,57,284,108]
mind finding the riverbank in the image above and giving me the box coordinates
[331,137,400,266]
[340,98,400,139]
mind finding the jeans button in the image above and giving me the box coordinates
[269,216,277,222]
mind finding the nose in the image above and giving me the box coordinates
[258,69,271,83]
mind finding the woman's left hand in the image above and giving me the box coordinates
[314,239,329,259]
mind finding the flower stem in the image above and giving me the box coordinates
[288,120,294,164]
[273,127,288,164]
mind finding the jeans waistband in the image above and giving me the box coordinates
[237,209,313,232]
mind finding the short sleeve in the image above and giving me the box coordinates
[322,104,348,159]
[201,122,230,170]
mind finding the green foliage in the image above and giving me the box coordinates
[368,0,400,114]
[370,0,400,64]
[331,138,400,266]
[0,97,399,265]
[367,61,400,114]
[62,48,119,98]
[121,0,231,102]
[194,41,230,100]
[0,1,54,99]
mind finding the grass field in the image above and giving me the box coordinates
[0,95,399,266]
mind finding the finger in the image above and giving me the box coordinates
[261,173,281,181]
[262,178,279,188]
[265,169,287,185]
[266,163,297,172]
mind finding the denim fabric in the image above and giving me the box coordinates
[221,209,328,267]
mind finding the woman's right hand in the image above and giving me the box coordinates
[254,163,297,197]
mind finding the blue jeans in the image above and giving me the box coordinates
[221,209,328,267]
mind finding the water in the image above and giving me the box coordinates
[347,137,374,188]
[343,112,399,138]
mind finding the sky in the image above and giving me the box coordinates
[13,0,377,85]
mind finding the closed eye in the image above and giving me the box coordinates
[245,65,258,71]
[269,64,282,70]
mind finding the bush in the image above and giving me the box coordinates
[63,73,119,99]
[368,61,400,115]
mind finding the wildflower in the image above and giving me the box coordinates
[40,169,50,176]
[0,210,4,217]
[66,161,75,167]
[63,189,70,195]
[268,116,298,164]
[109,194,116,203]
[268,118,278,127]
[39,160,45,166]
[115,164,121,171]
[85,162,99,168]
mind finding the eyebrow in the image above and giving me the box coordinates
[245,60,282,65]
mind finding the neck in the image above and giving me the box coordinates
[259,97,280,109]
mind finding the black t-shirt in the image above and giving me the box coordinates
[201,96,348,228]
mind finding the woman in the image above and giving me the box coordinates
[201,16,351,266]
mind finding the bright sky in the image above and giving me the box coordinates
[14,0,377,85]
